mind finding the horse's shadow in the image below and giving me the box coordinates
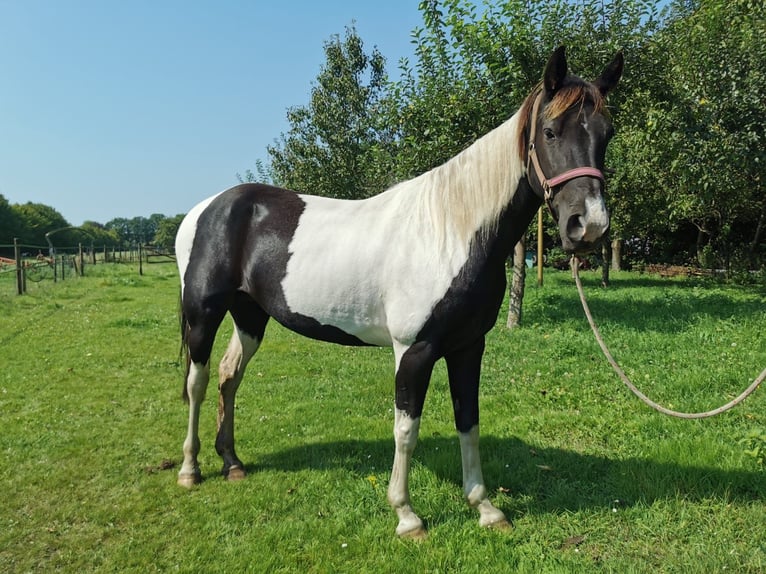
[244,435,764,516]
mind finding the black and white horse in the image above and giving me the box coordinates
[175,47,623,538]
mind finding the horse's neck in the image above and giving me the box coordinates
[480,176,542,262]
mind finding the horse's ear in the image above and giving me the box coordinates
[594,51,624,96]
[543,46,568,96]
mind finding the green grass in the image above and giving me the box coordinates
[1,263,765,573]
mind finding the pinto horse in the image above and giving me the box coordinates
[175,46,623,538]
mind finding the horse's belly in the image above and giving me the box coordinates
[277,278,392,346]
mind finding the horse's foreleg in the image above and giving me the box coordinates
[179,361,210,487]
[389,409,424,538]
[457,427,509,528]
[388,341,436,539]
[215,326,261,480]
[446,338,510,530]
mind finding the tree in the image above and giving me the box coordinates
[661,0,765,268]
[0,194,23,249]
[154,214,185,249]
[267,25,394,199]
[80,221,120,247]
[603,0,766,270]
[105,217,131,245]
[11,202,70,247]
[105,216,157,245]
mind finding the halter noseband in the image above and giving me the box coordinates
[526,92,605,221]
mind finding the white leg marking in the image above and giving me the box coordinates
[459,426,509,528]
[388,408,425,538]
[179,361,210,487]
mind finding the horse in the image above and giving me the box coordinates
[174,46,623,539]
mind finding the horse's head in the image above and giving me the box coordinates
[524,46,623,253]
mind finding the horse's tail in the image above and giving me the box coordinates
[178,289,191,403]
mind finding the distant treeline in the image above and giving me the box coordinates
[0,194,183,256]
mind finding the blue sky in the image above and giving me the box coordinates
[0,1,423,225]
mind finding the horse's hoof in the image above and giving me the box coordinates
[177,473,201,488]
[398,525,428,541]
[486,518,512,531]
[226,466,246,481]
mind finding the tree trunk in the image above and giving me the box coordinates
[611,238,622,271]
[696,227,706,266]
[601,232,611,287]
[507,239,526,329]
[748,203,765,266]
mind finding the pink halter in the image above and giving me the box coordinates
[526,92,605,220]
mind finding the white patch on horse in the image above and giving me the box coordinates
[175,192,222,293]
[582,194,610,244]
[281,111,526,347]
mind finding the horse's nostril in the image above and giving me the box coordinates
[567,214,585,242]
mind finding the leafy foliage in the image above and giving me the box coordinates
[254,0,764,272]
[608,0,766,267]
[267,26,395,199]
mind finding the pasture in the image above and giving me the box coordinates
[1,262,764,572]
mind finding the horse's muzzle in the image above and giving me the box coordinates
[561,196,610,253]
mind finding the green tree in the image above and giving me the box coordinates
[0,194,23,248]
[11,202,70,248]
[154,214,185,249]
[267,25,394,199]
[80,221,120,247]
[612,0,765,269]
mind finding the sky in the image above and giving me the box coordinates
[0,1,423,225]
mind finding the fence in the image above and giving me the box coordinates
[0,239,174,295]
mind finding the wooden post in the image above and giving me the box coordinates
[103,245,108,263]
[78,243,84,276]
[91,243,96,266]
[14,238,23,295]
[138,243,143,276]
[536,207,544,287]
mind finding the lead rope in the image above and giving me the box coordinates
[571,256,766,419]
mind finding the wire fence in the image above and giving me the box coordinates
[0,240,175,295]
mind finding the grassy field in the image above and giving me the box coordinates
[1,262,765,573]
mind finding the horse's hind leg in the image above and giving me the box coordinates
[215,296,269,480]
[178,360,210,487]
[179,304,227,488]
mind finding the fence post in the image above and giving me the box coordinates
[78,243,84,276]
[14,238,23,295]
[91,243,96,266]
[138,243,143,276]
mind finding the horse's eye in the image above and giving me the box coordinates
[543,128,555,141]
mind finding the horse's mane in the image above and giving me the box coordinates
[395,78,605,253]
[398,111,524,253]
